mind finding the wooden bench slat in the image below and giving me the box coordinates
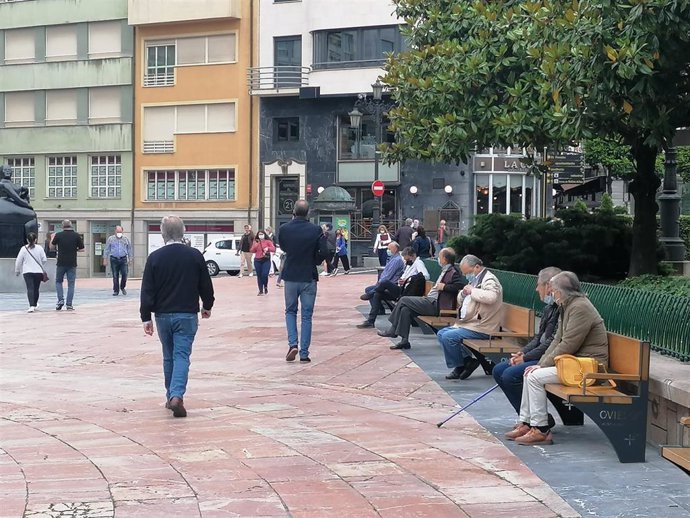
[662,447,690,471]
[545,383,633,404]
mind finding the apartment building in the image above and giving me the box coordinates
[0,0,134,278]
[128,0,254,275]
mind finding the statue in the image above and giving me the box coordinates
[0,164,39,258]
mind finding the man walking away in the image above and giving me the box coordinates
[103,225,133,296]
[238,224,254,277]
[140,215,214,418]
[50,219,84,311]
[279,200,330,363]
[394,218,414,250]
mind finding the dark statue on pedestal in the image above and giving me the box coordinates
[0,164,38,258]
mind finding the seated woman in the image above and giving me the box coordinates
[506,271,608,445]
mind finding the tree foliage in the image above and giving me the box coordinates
[384,0,690,275]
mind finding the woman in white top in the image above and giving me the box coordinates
[14,232,47,313]
[373,224,392,266]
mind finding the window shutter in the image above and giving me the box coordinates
[89,21,122,56]
[4,92,35,124]
[45,90,78,123]
[176,105,206,133]
[4,28,35,62]
[143,106,175,140]
[207,103,235,132]
[177,37,206,65]
[89,87,121,122]
[45,25,78,60]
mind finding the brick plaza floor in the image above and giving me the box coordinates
[0,274,578,518]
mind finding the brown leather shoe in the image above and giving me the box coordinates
[285,347,298,362]
[165,400,173,410]
[504,423,531,440]
[515,427,553,445]
[169,397,187,418]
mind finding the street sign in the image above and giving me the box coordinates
[371,180,385,197]
[550,152,586,184]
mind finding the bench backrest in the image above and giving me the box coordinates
[424,281,433,296]
[607,332,650,380]
[502,303,535,336]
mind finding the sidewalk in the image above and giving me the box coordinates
[3,274,577,517]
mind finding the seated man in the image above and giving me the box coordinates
[439,255,503,380]
[356,242,404,328]
[506,271,608,445]
[397,246,430,298]
[492,267,561,417]
[378,248,464,350]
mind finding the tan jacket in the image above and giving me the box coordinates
[455,269,503,335]
[539,294,609,368]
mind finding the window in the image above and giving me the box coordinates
[4,28,35,62]
[89,87,121,123]
[89,155,121,198]
[274,117,299,142]
[46,90,78,125]
[274,36,302,88]
[146,169,235,201]
[4,92,35,127]
[177,34,236,65]
[47,156,78,198]
[145,42,175,86]
[338,114,393,160]
[7,157,35,200]
[313,25,406,69]
[45,25,78,61]
[88,21,122,57]
[475,173,534,219]
[143,103,236,153]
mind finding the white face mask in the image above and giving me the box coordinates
[116,232,123,238]
[258,234,265,239]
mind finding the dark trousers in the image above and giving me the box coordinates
[23,272,43,307]
[332,254,350,271]
[492,360,538,414]
[254,258,271,292]
[387,296,438,340]
[367,280,401,322]
[325,251,336,273]
[110,256,128,293]
[377,249,388,266]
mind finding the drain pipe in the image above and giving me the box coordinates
[247,0,255,226]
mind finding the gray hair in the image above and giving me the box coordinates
[440,247,456,265]
[401,246,415,257]
[405,218,413,226]
[550,271,583,298]
[460,254,483,268]
[161,215,185,242]
[62,219,72,229]
[388,241,400,252]
[537,266,562,285]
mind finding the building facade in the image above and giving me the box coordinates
[128,0,254,276]
[0,0,134,278]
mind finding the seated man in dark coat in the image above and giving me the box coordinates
[378,248,465,350]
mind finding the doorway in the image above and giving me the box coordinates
[274,176,300,234]
[91,221,119,277]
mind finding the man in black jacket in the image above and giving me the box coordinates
[140,215,215,418]
[279,200,330,363]
[394,218,414,250]
[378,248,465,350]
[492,267,561,415]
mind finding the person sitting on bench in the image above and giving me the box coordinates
[356,242,404,328]
[506,271,608,446]
[439,255,504,380]
[493,267,561,417]
[398,246,430,298]
[378,248,464,350]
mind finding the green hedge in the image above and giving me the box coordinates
[618,275,690,297]
[680,215,690,259]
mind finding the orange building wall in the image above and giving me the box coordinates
[133,6,254,213]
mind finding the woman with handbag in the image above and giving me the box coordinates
[373,225,392,266]
[505,271,608,446]
[14,232,48,313]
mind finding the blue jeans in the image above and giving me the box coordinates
[155,313,198,401]
[110,256,128,293]
[437,326,490,369]
[254,258,271,292]
[492,359,538,414]
[284,280,317,358]
[55,266,77,305]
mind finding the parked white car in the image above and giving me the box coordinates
[203,238,282,277]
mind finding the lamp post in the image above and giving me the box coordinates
[658,147,687,263]
[349,79,394,243]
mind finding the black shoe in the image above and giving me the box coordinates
[377,329,397,338]
[445,367,463,380]
[264,288,268,295]
[257,291,263,296]
[300,356,311,363]
[285,347,298,362]
[356,321,375,329]
[66,305,75,311]
[56,301,64,311]
[121,288,127,296]
[113,292,119,296]
[378,309,386,315]
[458,358,481,380]
[360,293,373,301]
[389,341,411,350]
[169,397,187,418]
[547,413,556,429]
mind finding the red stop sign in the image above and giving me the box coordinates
[371,180,385,197]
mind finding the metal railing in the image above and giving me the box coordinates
[144,73,175,87]
[247,66,310,94]
[350,216,400,241]
[143,141,174,154]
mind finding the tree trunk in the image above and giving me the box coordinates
[628,142,660,276]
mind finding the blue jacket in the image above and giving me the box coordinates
[336,236,348,256]
[278,217,329,282]
[379,253,405,284]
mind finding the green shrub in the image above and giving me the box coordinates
[618,275,690,297]
[680,215,690,260]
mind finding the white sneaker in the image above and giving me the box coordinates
[249,272,255,277]
[332,268,339,276]
[319,271,328,276]
[27,307,35,313]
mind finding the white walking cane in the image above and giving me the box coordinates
[437,384,500,428]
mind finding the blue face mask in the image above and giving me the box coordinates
[386,249,393,257]
[544,294,554,305]
[465,273,476,283]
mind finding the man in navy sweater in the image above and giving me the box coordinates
[278,200,330,363]
[140,215,215,418]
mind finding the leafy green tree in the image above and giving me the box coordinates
[384,0,690,276]
[583,138,635,178]
[655,147,690,184]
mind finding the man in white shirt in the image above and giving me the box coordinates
[400,247,430,283]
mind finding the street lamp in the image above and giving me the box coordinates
[349,79,394,243]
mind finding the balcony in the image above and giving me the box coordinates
[128,0,241,25]
[247,66,310,96]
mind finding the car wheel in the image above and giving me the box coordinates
[206,261,219,276]
[227,270,240,277]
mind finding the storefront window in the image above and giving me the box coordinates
[509,174,523,215]
[476,173,535,218]
[493,174,507,214]
[476,175,489,214]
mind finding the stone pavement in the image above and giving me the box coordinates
[0,274,578,518]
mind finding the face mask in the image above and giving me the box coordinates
[386,250,393,257]
[437,257,443,266]
[465,272,476,283]
[544,294,554,305]
[405,259,414,266]
[258,234,265,239]
[116,232,123,238]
